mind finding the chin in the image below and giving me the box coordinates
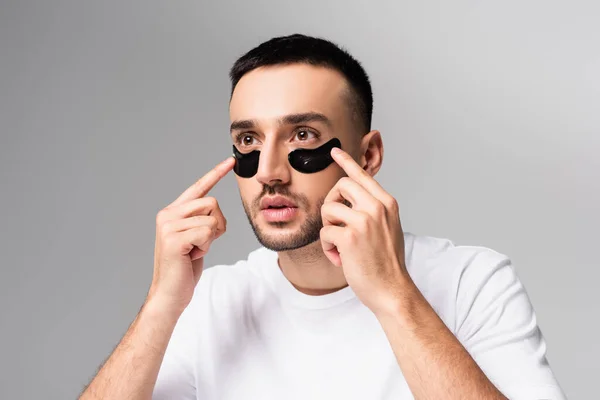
[242,199,324,252]
[249,217,323,252]
[256,233,320,252]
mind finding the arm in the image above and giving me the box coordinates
[80,157,235,399]
[322,147,504,398]
[320,147,564,399]
[375,279,507,400]
[375,253,565,400]
[80,299,179,400]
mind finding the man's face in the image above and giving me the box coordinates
[229,64,361,251]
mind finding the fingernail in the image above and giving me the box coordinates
[331,147,341,155]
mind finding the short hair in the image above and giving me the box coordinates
[229,34,373,134]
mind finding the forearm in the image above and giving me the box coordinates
[80,298,180,400]
[376,283,507,400]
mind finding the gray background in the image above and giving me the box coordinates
[0,0,597,399]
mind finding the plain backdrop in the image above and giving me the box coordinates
[1,1,598,399]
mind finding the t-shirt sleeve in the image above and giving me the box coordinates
[152,289,201,400]
[454,249,567,400]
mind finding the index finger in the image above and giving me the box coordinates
[171,157,235,206]
[330,148,386,198]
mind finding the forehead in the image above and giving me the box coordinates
[229,64,349,123]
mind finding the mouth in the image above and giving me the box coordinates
[260,196,298,210]
[259,196,299,223]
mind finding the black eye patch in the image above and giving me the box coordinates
[287,138,341,174]
[232,138,342,178]
[232,146,260,178]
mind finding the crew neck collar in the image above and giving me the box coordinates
[257,248,358,310]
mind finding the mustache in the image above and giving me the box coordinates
[251,183,307,209]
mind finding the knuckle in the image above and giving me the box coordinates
[207,216,219,229]
[388,197,399,213]
[206,196,218,208]
[156,208,169,226]
[201,225,215,238]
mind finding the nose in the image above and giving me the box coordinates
[255,140,291,186]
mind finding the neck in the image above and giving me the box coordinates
[277,240,348,296]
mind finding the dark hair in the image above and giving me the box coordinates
[229,34,373,133]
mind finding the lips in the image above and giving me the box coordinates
[260,196,297,210]
[259,196,299,223]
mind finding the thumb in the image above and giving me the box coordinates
[320,226,343,267]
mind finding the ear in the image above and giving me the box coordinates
[359,130,383,177]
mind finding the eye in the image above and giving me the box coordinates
[242,135,254,146]
[294,129,318,141]
[235,133,258,147]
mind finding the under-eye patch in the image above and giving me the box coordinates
[232,138,342,178]
[232,146,260,178]
[287,138,341,174]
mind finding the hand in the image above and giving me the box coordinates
[148,157,235,315]
[320,148,409,316]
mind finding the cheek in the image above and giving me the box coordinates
[293,167,343,202]
[236,178,260,202]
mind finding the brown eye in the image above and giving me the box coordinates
[296,130,314,141]
[242,135,254,146]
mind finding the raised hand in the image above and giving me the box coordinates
[149,157,235,314]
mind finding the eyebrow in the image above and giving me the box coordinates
[230,112,332,133]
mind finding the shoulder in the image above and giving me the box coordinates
[405,232,518,329]
[406,232,512,284]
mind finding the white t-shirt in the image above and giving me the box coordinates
[153,233,566,400]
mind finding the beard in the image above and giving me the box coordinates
[242,183,325,252]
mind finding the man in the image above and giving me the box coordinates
[80,34,565,399]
